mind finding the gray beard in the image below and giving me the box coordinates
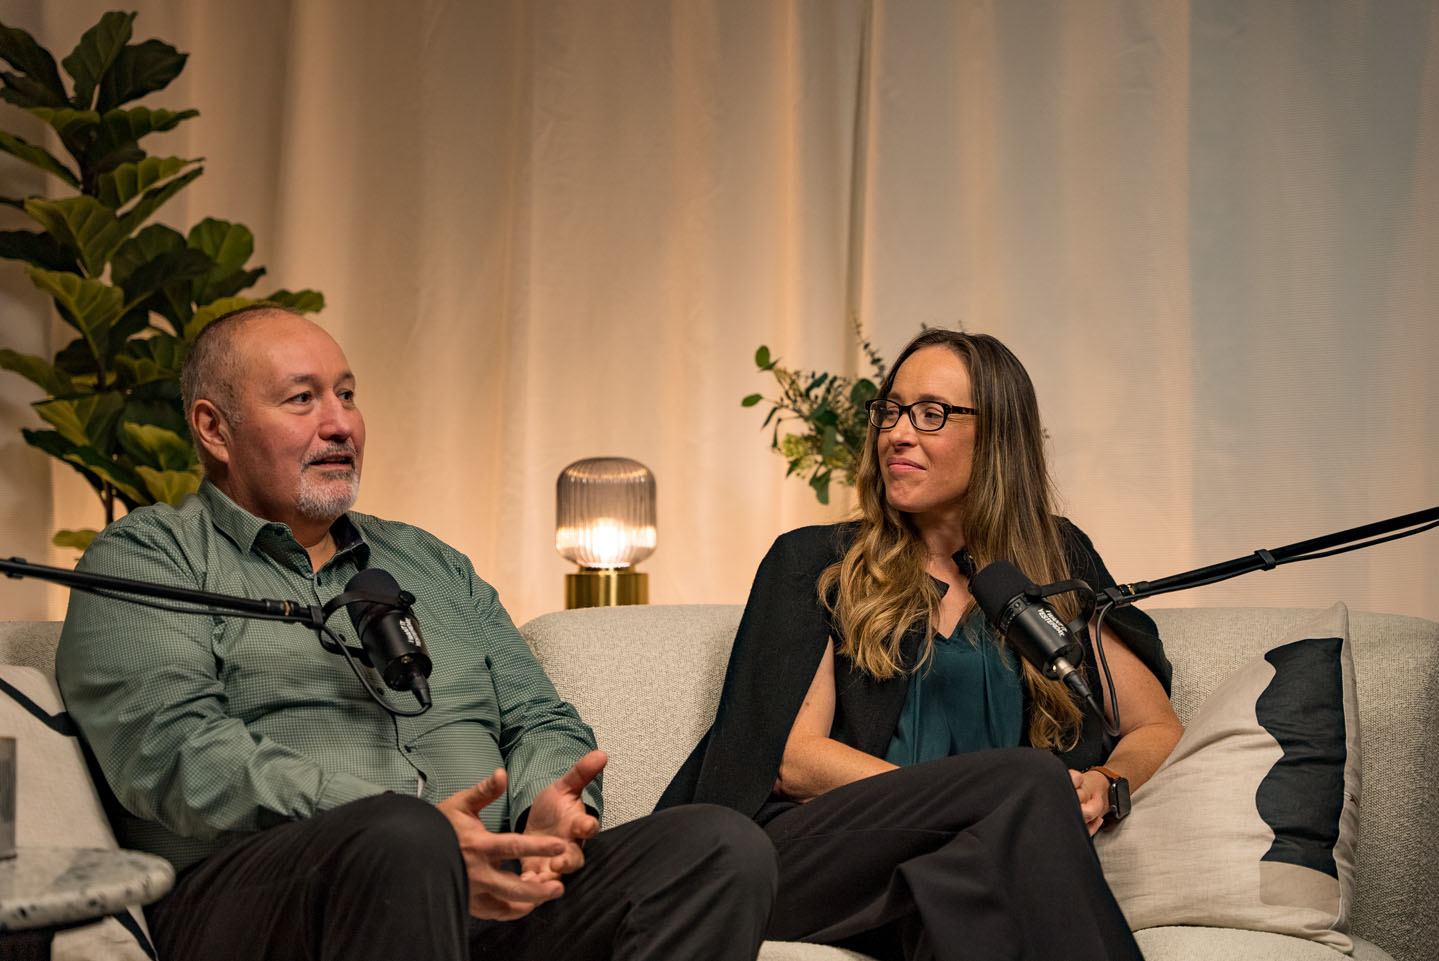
[295,469,359,521]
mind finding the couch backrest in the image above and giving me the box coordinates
[520,604,1439,952]
[0,620,61,676]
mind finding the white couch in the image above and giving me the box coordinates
[2,604,1435,960]
[518,604,1439,961]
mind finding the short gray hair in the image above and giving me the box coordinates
[181,305,301,460]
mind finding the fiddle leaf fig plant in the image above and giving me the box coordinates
[742,320,887,506]
[0,10,323,549]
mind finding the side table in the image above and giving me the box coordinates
[0,847,174,959]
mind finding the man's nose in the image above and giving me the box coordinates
[318,397,359,438]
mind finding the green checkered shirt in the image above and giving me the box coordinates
[56,481,600,872]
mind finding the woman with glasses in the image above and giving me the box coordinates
[658,329,1182,961]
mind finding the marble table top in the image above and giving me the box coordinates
[0,847,174,932]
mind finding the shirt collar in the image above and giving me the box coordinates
[928,546,978,598]
[198,480,371,569]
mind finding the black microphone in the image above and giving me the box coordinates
[342,569,433,708]
[970,560,1095,703]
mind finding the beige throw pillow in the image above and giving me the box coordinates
[1094,602,1360,952]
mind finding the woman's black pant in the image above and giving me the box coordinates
[762,748,1143,961]
[148,793,777,961]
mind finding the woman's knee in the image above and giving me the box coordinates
[650,804,779,889]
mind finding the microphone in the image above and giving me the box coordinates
[970,560,1096,703]
[342,569,433,708]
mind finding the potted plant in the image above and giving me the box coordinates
[0,10,322,549]
[741,321,888,505]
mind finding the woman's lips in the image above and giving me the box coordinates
[887,458,924,473]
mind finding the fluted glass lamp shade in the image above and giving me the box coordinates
[556,458,656,608]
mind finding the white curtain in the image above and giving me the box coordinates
[1,0,1434,626]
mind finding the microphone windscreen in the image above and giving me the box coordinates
[346,567,401,597]
[970,560,1032,624]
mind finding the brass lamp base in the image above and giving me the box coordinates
[566,569,648,609]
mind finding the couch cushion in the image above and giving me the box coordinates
[1134,926,1393,961]
[1096,603,1360,950]
[0,664,160,959]
[521,604,742,827]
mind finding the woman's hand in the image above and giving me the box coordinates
[1069,767,1111,836]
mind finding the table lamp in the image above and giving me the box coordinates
[556,457,656,608]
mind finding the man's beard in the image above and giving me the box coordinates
[295,467,360,521]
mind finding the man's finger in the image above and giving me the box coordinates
[552,749,608,794]
[473,866,564,905]
[446,769,508,815]
[473,831,567,861]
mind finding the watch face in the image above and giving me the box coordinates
[1109,777,1132,821]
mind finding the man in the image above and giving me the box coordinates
[57,306,777,960]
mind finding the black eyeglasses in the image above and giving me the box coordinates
[865,399,978,431]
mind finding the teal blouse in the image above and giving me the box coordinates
[884,615,1025,765]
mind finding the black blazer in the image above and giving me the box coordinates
[656,520,1172,820]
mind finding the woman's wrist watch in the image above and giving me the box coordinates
[1086,765,1131,823]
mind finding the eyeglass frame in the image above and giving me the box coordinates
[864,398,979,431]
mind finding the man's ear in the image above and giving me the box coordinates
[191,399,232,466]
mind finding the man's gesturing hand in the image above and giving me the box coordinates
[520,749,607,883]
[437,768,569,920]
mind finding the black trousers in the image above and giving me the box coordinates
[148,794,777,961]
[762,748,1143,961]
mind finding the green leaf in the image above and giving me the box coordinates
[820,423,838,459]
[62,11,135,110]
[203,266,266,303]
[810,470,831,506]
[760,406,779,429]
[183,296,257,341]
[116,166,203,236]
[52,529,98,551]
[754,345,772,369]
[86,106,197,171]
[24,266,125,360]
[23,196,128,277]
[110,223,186,285]
[262,289,325,313]
[849,378,877,405]
[187,218,254,302]
[135,464,200,505]
[97,155,200,209]
[114,334,186,387]
[0,348,74,395]
[95,39,187,112]
[28,105,100,139]
[741,393,763,407]
[34,390,124,448]
[0,130,79,186]
[0,230,81,272]
[118,247,211,324]
[21,429,101,494]
[57,445,147,505]
[0,22,67,106]
[807,373,829,393]
[122,422,193,471]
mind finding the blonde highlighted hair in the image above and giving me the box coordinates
[817,329,1085,750]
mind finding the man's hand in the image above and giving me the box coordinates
[437,768,569,920]
[520,749,607,883]
[1070,768,1108,836]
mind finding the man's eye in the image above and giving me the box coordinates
[339,389,356,402]
[290,392,312,404]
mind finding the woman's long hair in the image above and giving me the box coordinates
[817,329,1085,749]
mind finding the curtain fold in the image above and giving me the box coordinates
[1,0,1432,624]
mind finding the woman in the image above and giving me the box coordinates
[659,329,1183,961]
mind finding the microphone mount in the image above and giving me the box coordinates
[1,554,431,717]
